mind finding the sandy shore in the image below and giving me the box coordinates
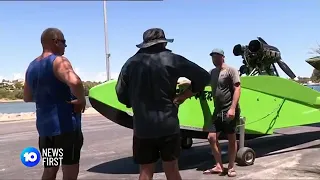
[0,107,100,122]
[0,98,24,103]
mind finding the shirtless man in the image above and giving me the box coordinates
[203,49,241,177]
[24,28,86,180]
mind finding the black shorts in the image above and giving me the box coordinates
[209,109,240,134]
[132,133,181,164]
[38,130,83,168]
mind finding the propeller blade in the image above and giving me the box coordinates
[257,37,280,52]
[257,37,268,45]
[277,60,296,79]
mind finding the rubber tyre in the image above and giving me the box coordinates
[181,137,193,149]
[236,147,255,166]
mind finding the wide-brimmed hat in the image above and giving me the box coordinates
[136,28,174,49]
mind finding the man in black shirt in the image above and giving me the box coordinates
[116,28,210,180]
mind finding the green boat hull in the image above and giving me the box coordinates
[89,76,320,137]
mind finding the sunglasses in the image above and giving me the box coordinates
[53,39,67,47]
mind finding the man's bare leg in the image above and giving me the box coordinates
[227,133,237,177]
[162,160,182,180]
[42,167,59,180]
[204,132,223,174]
[139,163,156,180]
[62,164,80,180]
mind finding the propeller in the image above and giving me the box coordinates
[277,60,296,79]
[257,37,268,45]
[233,44,246,56]
[248,37,296,79]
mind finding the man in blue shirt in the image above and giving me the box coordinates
[24,28,86,180]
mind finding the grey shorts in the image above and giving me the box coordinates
[208,109,240,134]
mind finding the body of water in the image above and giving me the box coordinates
[1,85,320,114]
[0,97,92,114]
[307,85,320,92]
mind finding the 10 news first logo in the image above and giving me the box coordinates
[20,147,63,167]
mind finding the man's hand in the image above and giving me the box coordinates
[67,98,86,113]
[226,107,235,120]
[173,94,187,107]
[173,89,193,107]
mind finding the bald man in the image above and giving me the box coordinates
[23,28,86,180]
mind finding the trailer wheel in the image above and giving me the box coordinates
[236,147,255,166]
[181,137,193,149]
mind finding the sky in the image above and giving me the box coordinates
[0,1,319,82]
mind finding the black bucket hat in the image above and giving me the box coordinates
[136,28,174,49]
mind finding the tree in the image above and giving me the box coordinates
[14,81,23,90]
[296,76,311,84]
[83,81,101,96]
[310,69,320,83]
[0,80,102,99]
[312,44,320,55]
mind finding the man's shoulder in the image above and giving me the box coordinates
[28,58,37,66]
[156,49,179,61]
[27,57,44,71]
[170,52,193,62]
[26,60,36,75]
[225,65,240,82]
[54,55,68,62]
[225,64,238,72]
[120,56,137,71]
[209,67,218,74]
[125,55,137,65]
[51,56,73,70]
[223,65,238,76]
[167,51,180,57]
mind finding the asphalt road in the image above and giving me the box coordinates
[0,116,319,179]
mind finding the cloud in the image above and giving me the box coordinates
[72,68,119,82]
[0,73,23,81]
[0,75,5,81]
[73,67,119,81]
[13,73,23,80]
[111,72,119,79]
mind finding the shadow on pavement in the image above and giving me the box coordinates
[303,123,320,127]
[87,130,320,175]
[293,167,320,176]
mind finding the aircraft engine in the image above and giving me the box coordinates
[233,37,296,79]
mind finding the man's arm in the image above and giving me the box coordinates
[176,55,211,97]
[53,56,85,101]
[115,61,131,107]
[229,68,241,110]
[23,72,33,102]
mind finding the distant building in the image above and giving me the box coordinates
[0,79,24,90]
[17,78,24,82]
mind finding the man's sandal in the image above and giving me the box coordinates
[203,167,223,175]
[227,168,236,177]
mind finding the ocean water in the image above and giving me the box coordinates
[0,97,92,114]
[1,85,319,114]
[307,84,320,92]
